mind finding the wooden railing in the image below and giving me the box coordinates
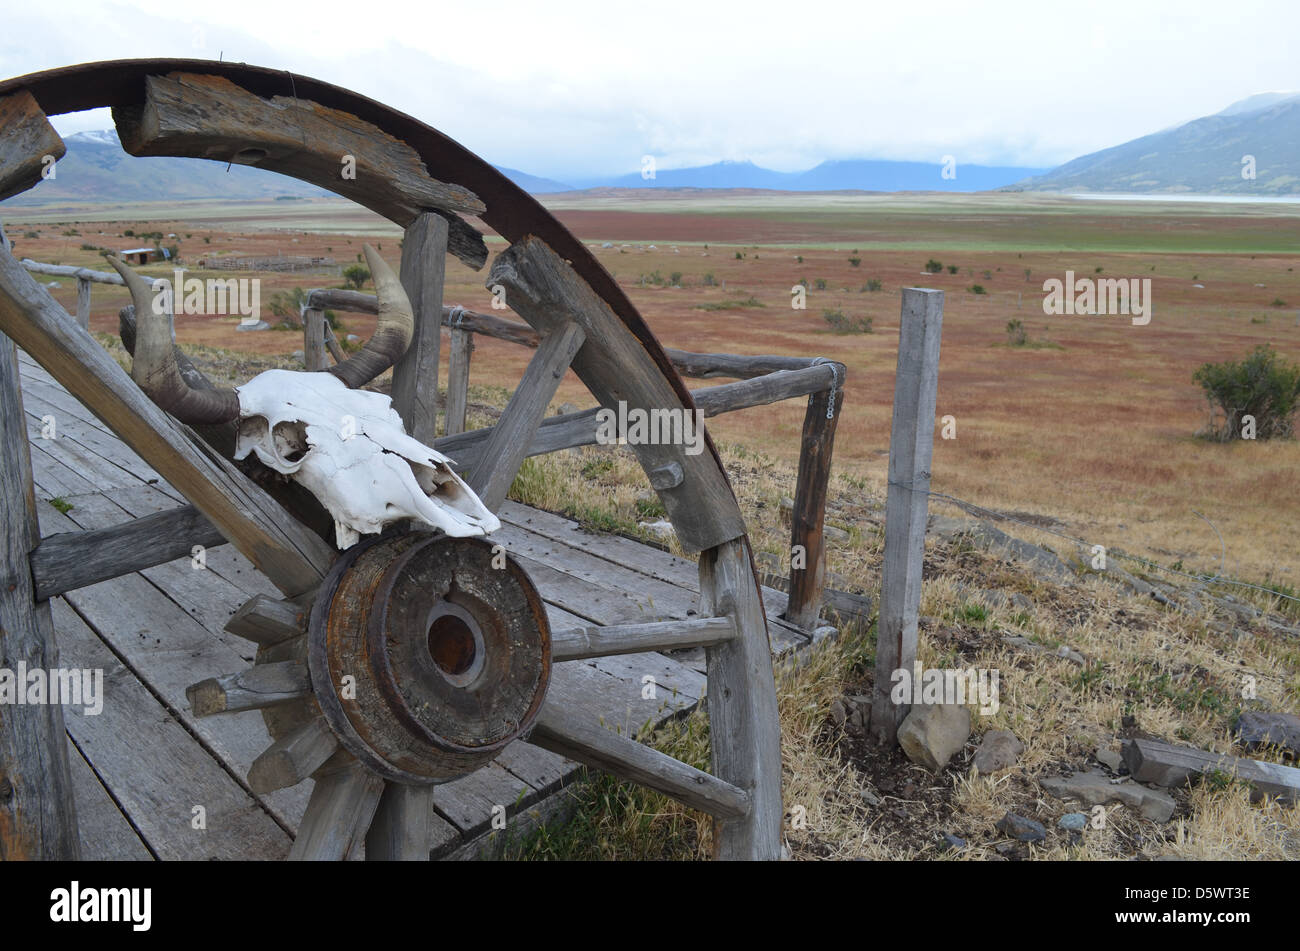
[305,287,846,630]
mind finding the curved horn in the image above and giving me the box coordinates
[105,254,241,425]
[327,244,414,388]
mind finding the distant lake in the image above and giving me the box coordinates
[1071,192,1300,205]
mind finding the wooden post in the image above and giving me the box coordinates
[868,288,943,747]
[391,213,448,446]
[303,308,326,371]
[0,334,81,859]
[444,324,473,436]
[75,277,91,330]
[784,365,844,630]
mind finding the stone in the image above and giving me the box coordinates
[861,789,881,806]
[1236,712,1300,757]
[972,729,1024,774]
[829,698,848,727]
[897,702,972,772]
[824,524,850,543]
[1039,769,1176,823]
[1055,645,1086,665]
[941,834,966,851]
[236,320,270,332]
[1096,747,1124,772]
[996,812,1046,842]
[637,520,675,540]
[1058,812,1088,831]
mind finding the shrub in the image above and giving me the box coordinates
[946,265,958,275]
[982,269,992,280]
[970,284,987,295]
[79,243,98,251]
[702,272,716,287]
[925,259,943,274]
[814,278,827,290]
[1006,319,1027,346]
[862,279,882,292]
[1192,344,1300,441]
[848,256,861,267]
[1271,298,1286,307]
[23,231,39,239]
[342,264,371,289]
[822,309,873,334]
[669,271,682,286]
[735,251,743,260]
[796,255,803,264]
[269,287,308,320]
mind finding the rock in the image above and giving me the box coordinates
[48,281,61,288]
[556,402,580,416]
[346,333,361,343]
[1236,712,1300,757]
[824,524,850,544]
[897,702,972,771]
[996,812,1046,842]
[829,699,848,727]
[601,242,613,248]
[637,520,675,540]
[861,789,881,806]
[1096,747,1124,772]
[236,320,271,332]
[941,833,966,851]
[291,350,305,362]
[972,729,1024,774]
[1040,769,1176,823]
[1055,645,1086,665]
[1058,812,1088,831]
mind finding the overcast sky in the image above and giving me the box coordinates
[2,0,1296,180]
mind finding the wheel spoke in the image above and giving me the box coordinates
[466,320,585,511]
[248,718,339,795]
[288,760,385,861]
[365,782,435,861]
[528,708,750,820]
[551,616,736,661]
[185,661,310,717]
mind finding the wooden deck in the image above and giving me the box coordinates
[15,350,815,860]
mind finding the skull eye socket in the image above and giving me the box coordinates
[272,420,309,463]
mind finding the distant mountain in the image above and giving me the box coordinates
[1018,93,1300,194]
[493,166,575,193]
[569,158,1043,192]
[3,130,329,205]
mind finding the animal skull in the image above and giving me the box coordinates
[106,243,500,550]
[234,370,498,548]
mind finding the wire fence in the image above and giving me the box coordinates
[888,479,1300,608]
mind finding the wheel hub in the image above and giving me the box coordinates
[308,532,551,784]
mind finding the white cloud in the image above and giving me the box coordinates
[3,0,1297,180]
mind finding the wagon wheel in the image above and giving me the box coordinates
[0,60,783,860]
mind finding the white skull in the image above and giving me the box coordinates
[232,369,499,549]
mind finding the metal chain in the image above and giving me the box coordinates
[811,358,840,419]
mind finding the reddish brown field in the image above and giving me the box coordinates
[9,193,1299,586]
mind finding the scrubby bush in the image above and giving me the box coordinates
[925,259,943,274]
[1006,319,1027,346]
[822,309,873,334]
[1193,344,1300,441]
[342,264,371,289]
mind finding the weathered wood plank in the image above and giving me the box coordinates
[786,374,845,629]
[364,782,447,861]
[303,308,326,371]
[75,278,91,330]
[0,249,334,596]
[468,320,586,511]
[698,537,783,859]
[0,335,80,860]
[113,72,488,269]
[288,760,384,860]
[0,90,65,201]
[1123,738,1300,804]
[444,327,473,437]
[430,762,534,835]
[869,287,943,746]
[489,237,746,553]
[391,213,448,446]
[53,599,291,859]
[67,739,154,861]
[31,503,226,600]
[552,616,736,661]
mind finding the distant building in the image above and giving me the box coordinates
[119,247,169,265]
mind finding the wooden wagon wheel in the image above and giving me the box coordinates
[0,60,783,860]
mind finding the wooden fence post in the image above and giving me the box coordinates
[391,212,448,446]
[868,288,943,746]
[303,308,326,371]
[0,334,81,858]
[444,321,473,437]
[784,363,845,630]
[75,277,90,330]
